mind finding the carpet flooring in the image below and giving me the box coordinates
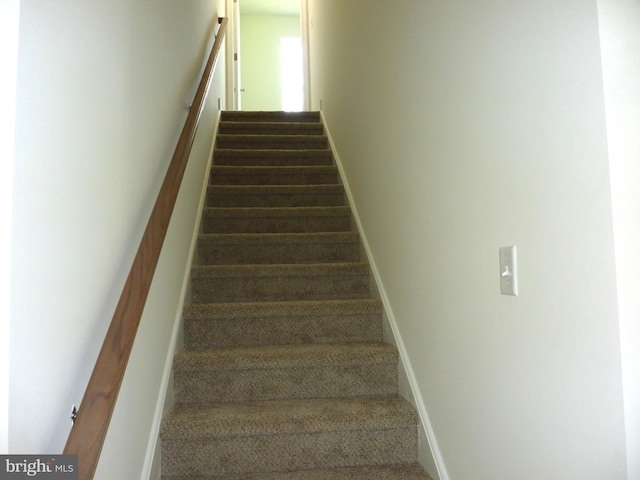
[160,111,432,480]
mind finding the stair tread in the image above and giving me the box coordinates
[184,299,381,320]
[213,148,333,166]
[217,134,328,142]
[161,395,417,439]
[162,463,432,480]
[209,165,339,186]
[221,111,321,123]
[211,165,338,178]
[192,262,369,278]
[210,165,337,174]
[183,299,383,349]
[218,133,325,137]
[220,121,321,127]
[197,231,360,265]
[214,148,332,155]
[198,231,359,245]
[207,185,344,207]
[204,206,351,218]
[216,136,328,151]
[208,184,343,193]
[219,121,324,135]
[202,206,352,233]
[207,185,345,207]
[174,343,397,371]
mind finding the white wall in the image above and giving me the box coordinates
[240,14,300,110]
[597,1,640,478]
[95,93,223,480]
[308,1,627,479]
[0,0,20,454]
[11,1,226,477]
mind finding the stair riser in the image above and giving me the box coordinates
[191,274,370,303]
[161,427,418,477]
[203,213,352,234]
[210,172,338,185]
[207,191,344,208]
[164,465,431,480]
[214,150,333,166]
[198,242,360,265]
[184,314,383,349]
[217,135,329,150]
[219,123,324,136]
[174,365,397,403]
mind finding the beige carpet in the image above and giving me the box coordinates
[160,111,433,480]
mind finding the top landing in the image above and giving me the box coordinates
[221,111,321,123]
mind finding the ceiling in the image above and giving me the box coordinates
[240,0,300,16]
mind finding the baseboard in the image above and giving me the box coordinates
[141,110,222,480]
[320,111,450,480]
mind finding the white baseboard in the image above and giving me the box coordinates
[141,110,222,480]
[320,111,450,480]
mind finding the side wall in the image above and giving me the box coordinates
[0,0,20,454]
[307,1,626,479]
[11,1,226,477]
[240,14,300,110]
[597,0,640,477]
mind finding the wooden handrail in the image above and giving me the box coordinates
[64,17,228,480]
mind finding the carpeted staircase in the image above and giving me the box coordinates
[160,111,433,480]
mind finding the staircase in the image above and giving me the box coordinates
[160,111,432,480]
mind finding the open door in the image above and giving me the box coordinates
[226,0,311,110]
[225,0,242,110]
[300,0,311,111]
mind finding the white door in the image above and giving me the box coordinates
[225,0,242,110]
[300,0,311,111]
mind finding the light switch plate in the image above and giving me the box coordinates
[499,246,518,296]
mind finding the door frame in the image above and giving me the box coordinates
[225,0,241,110]
[225,0,311,111]
[300,0,311,111]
